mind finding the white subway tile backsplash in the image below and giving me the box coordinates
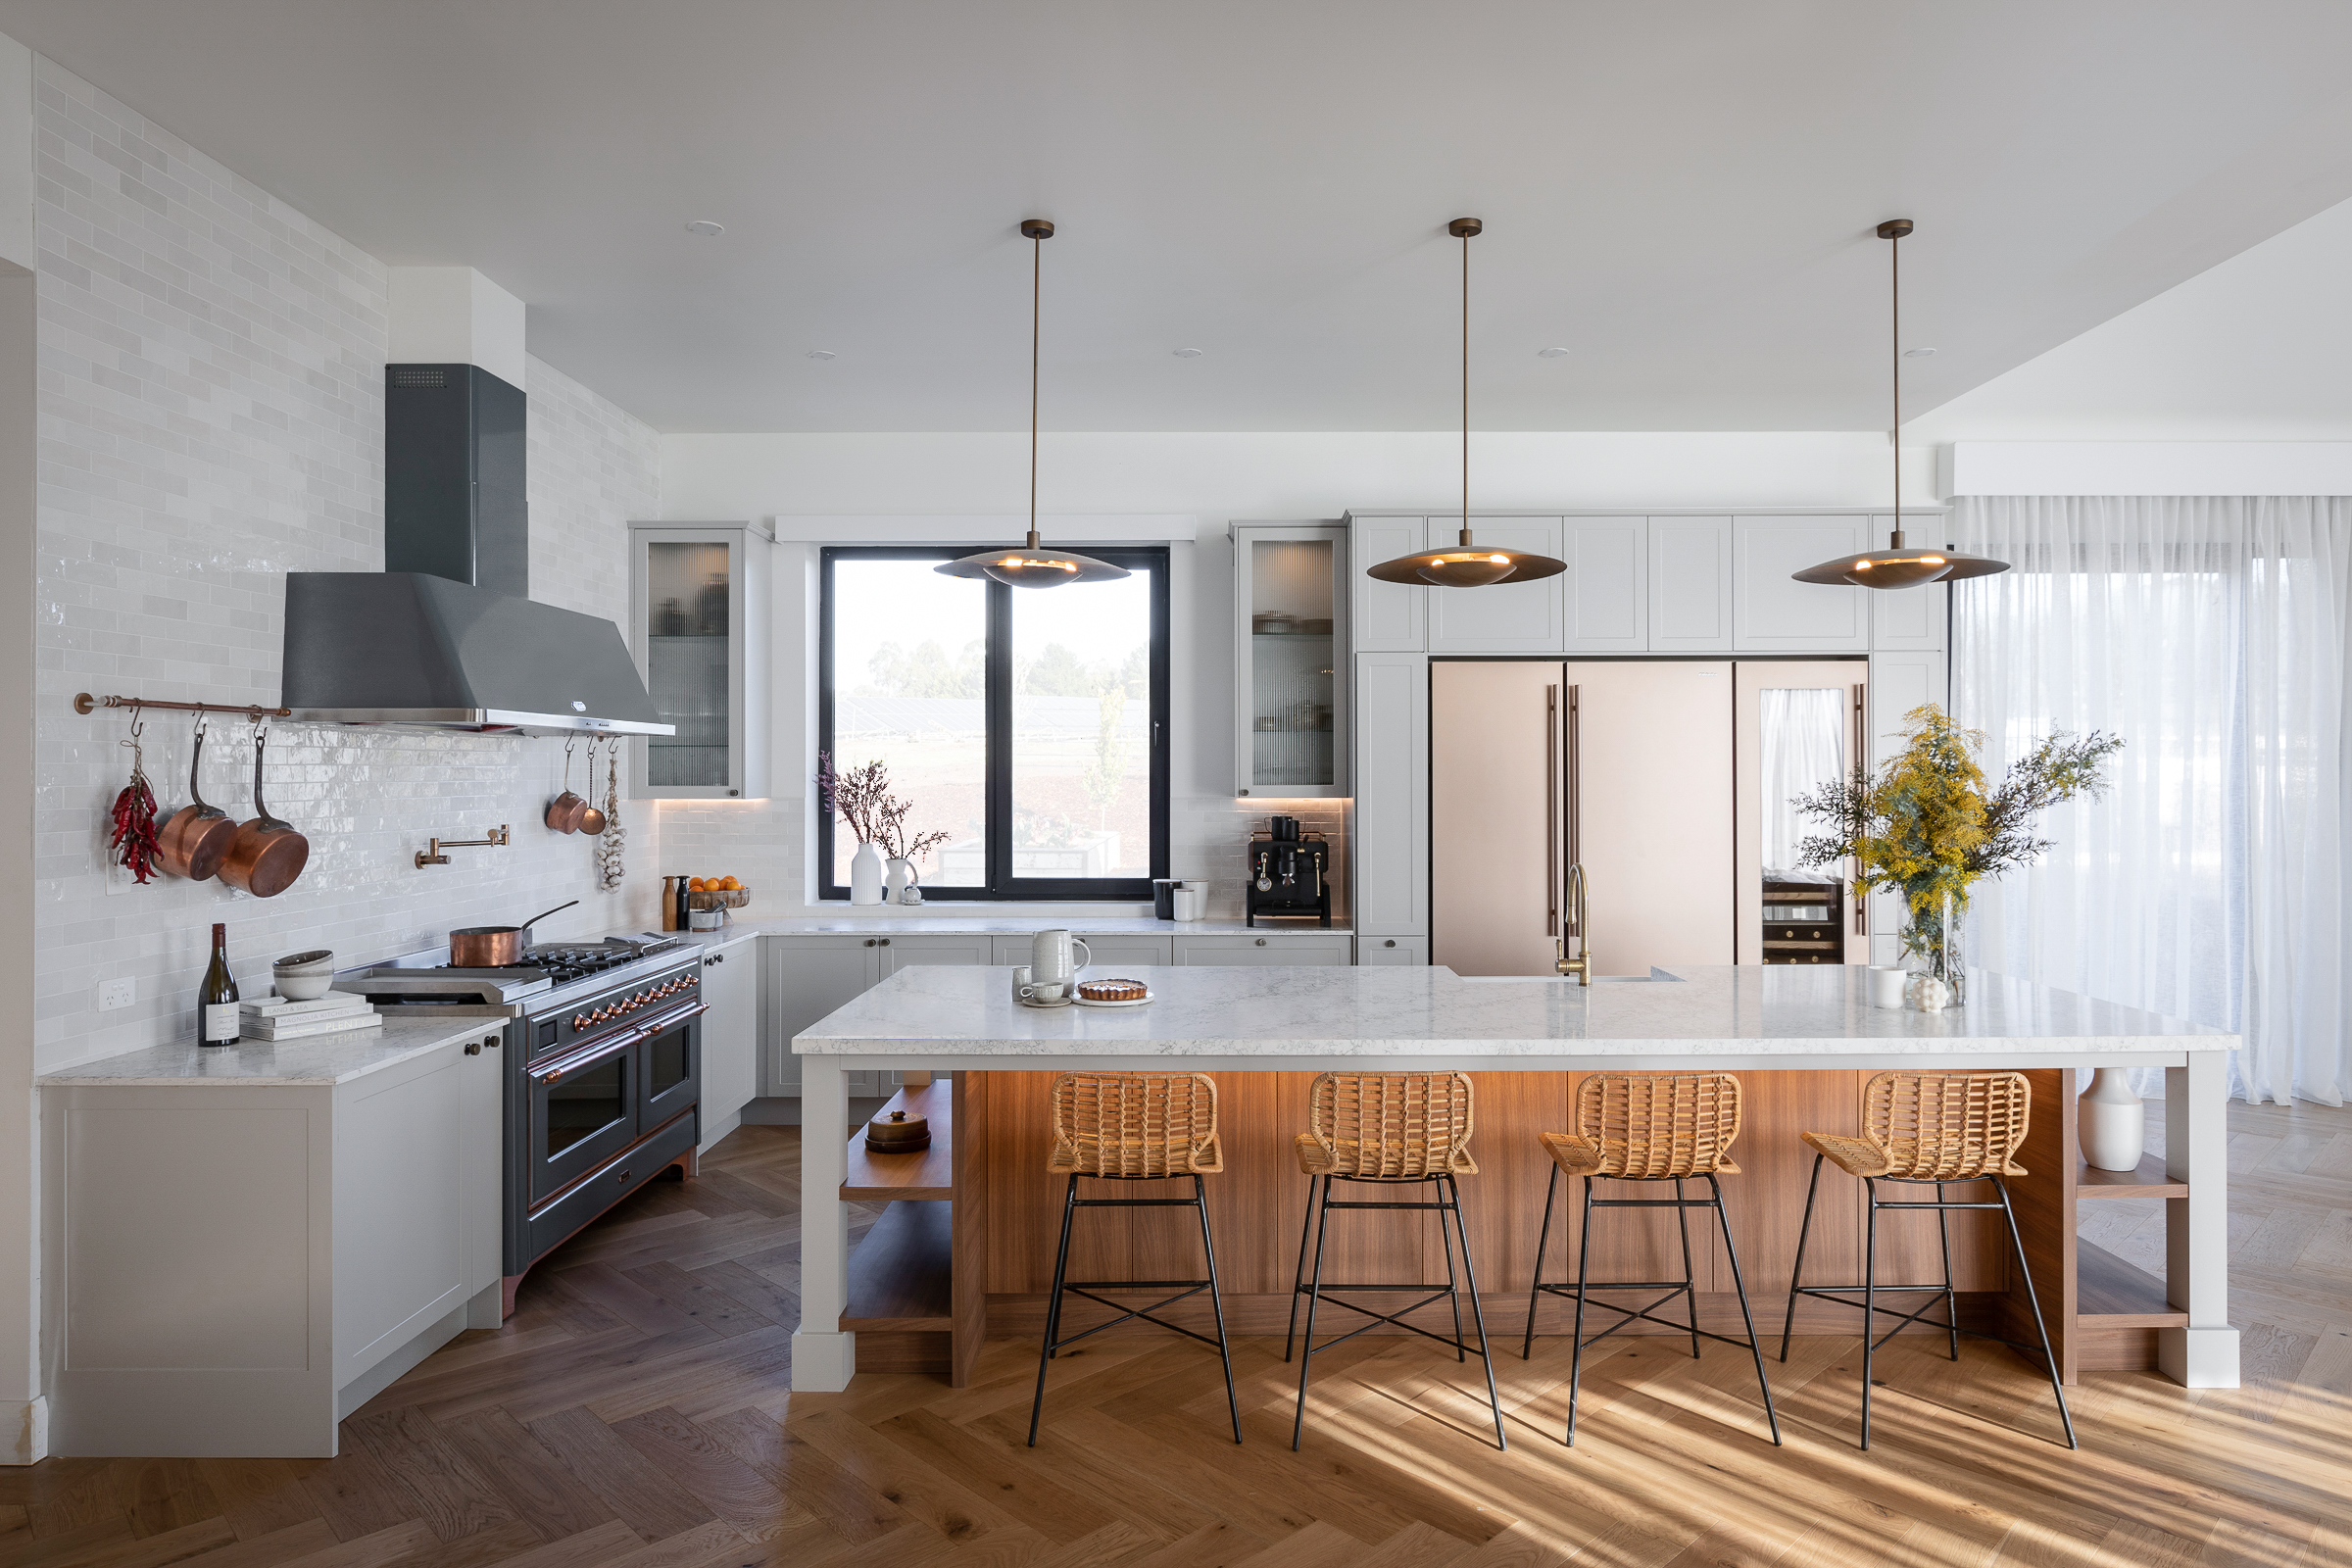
[30,57,664,1074]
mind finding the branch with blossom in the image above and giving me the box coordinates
[815,752,951,863]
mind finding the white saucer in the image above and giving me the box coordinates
[1073,990,1153,1008]
[1015,996,1074,1009]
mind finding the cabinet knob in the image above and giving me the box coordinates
[617,1168,630,1183]
[465,1040,481,1055]
[878,938,890,946]
[485,1034,501,1050]
[864,939,875,947]
[1384,940,1396,948]
[1255,938,1267,947]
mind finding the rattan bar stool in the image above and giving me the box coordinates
[1285,1071,1507,1451]
[1029,1071,1240,1446]
[1525,1072,1781,1447]
[1780,1069,2077,1450]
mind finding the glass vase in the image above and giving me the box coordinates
[1900,893,1965,1007]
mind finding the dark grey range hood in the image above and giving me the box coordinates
[282,364,672,738]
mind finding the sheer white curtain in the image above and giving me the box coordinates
[1759,688,1844,872]
[1952,496,2351,1105]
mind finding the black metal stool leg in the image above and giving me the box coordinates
[1994,1177,2079,1449]
[1566,1176,1595,1447]
[1782,1152,1825,1362]
[1028,1175,1080,1446]
[1443,1174,1507,1450]
[1439,1177,1467,1362]
[1708,1175,1782,1446]
[1192,1174,1242,1445]
[1673,1176,1701,1359]
[1291,1175,1334,1450]
[1525,1164,1559,1359]
[1284,1173,1316,1362]
[1935,1180,1960,1361]
[1860,1177,1880,1450]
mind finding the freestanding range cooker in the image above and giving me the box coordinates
[336,934,705,1315]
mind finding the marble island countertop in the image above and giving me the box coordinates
[36,1014,505,1088]
[792,963,2235,1063]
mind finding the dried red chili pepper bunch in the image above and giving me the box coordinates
[110,723,161,884]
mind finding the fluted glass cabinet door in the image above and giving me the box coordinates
[1232,523,1348,799]
[628,522,772,800]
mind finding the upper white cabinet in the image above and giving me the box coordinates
[1352,652,1430,937]
[628,521,773,800]
[1349,514,1428,651]
[1733,515,1869,652]
[1866,515,1948,650]
[1233,523,1348,798]
[1428,516,1566,653]
[1648,515,1735,652]
[1561,516,1647,652]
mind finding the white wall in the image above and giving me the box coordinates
[1914,194,2352,443]
[8,51,662,1460]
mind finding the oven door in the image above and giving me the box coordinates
[638,1003,704,1131]
[527,1031,639,1207]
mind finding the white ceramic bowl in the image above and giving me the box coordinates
[273,951,334,1001]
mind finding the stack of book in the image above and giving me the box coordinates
[240,991,382,1042]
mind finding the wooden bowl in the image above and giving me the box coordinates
[686,887,752,910]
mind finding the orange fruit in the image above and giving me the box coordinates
[718,876,741,891]
[687,877,707,892]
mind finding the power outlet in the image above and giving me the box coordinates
[98,978,135,1012]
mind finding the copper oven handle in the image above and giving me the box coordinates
[535,1000,707,1084]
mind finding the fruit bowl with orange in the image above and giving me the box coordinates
[684,874,752,913]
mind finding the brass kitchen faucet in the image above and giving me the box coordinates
[1555,862,1591,986]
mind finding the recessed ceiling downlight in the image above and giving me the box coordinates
[1172,347,1204,358]
[684,220,724,236]
[1537,346,1571,358]
[805,349,837,361]
[1904,347,1937,358]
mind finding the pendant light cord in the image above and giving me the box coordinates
[1460,226,1471,550]
[1889,228,1902,549]
[1029,229,1041,553]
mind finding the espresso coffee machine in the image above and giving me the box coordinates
[1246,815,1332,927]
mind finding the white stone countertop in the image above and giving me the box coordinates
[792,963,2235,1062]
[36,1014,503,1088]
[622,914,1350,943]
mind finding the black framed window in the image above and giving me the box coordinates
[818,545,1169,901]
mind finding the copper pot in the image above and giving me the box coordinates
[546,740,588,833]
[577,740,607,835]
[218,727,310,898]
[155,723,237,881]
[450,899,579,968]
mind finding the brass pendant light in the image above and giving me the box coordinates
[938,220,1130,590]
[1793,219,2008,589]
[1365,219,1566,589]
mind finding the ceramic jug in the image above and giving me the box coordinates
[1030,928,1092,986]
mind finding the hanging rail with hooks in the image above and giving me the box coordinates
[74,693,291,720]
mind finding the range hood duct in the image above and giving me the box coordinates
[281,364,672,736]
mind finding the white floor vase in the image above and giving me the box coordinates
[2079,1066,2145,1172]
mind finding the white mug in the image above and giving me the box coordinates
[1031,929,1092,986]
[1867,965,1908,1008]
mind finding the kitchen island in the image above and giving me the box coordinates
[790,964,2237,1396]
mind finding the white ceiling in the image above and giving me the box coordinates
[4,1,2350,434]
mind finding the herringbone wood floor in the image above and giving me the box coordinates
[5,1099,2350,1568]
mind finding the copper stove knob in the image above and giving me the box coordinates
[572,1013,588,1030]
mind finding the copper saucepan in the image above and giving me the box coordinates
[577,739,607,836]
[155,718,238,880]
[546,738,588,834]
[219,724,310,898]
[450,899,581,968]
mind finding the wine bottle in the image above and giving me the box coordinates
[198,923,240,1047]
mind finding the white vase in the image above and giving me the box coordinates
[2080,1067,2145,1172]
[885,857,918,905]
[849,840,885,905]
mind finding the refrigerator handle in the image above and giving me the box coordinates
[1566,684,1582,948]
[1545,685,1559,935]
[1852,682,1868,936]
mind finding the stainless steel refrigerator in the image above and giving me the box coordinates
[1428,660,1868,977]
